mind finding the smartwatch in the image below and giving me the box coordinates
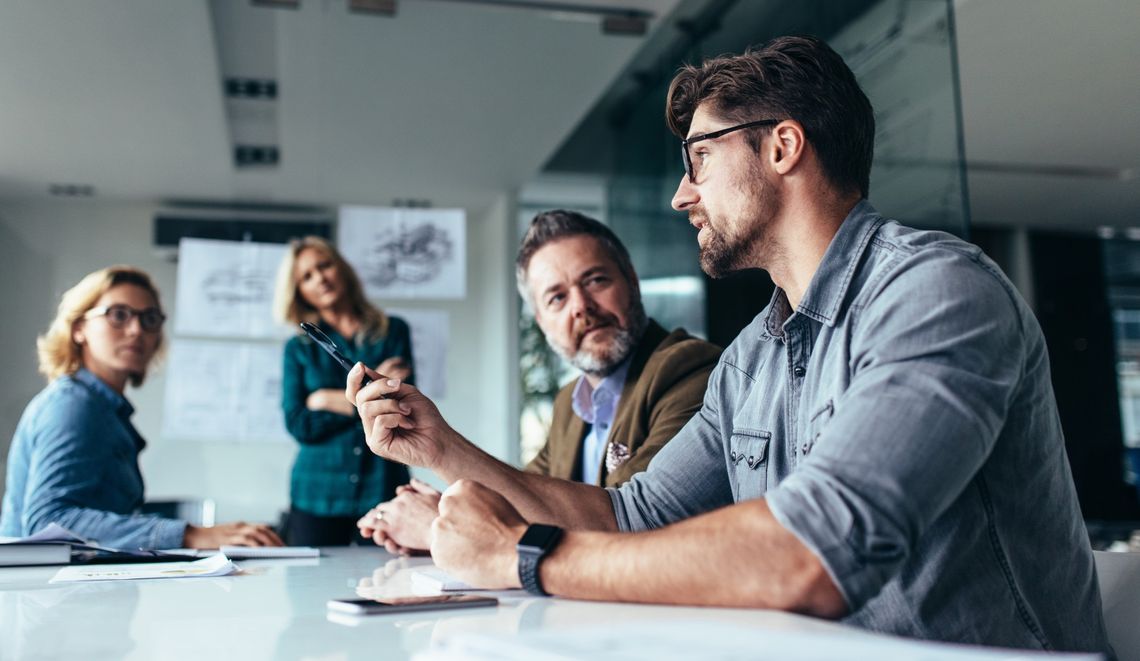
[516,523,563,596]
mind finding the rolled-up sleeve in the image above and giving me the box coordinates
[609,361,735,531]
[766,251,1025,609]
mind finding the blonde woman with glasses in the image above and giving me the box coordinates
[0,266,283,549]
[275,237,414,546]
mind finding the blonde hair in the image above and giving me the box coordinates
[273,236,389,342]
[37,265,165,387]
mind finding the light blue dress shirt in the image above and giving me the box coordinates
[571,358,631,485]
[0,369,186,549]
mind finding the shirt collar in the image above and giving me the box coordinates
[73,368,134,418]
[764,200,886,331]
[570,355,633,424]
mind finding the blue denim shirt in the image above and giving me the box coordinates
[0,369,186,549]
[610,201,1108,653]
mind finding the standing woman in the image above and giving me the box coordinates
[0,266,282,549]
[275,236,414,546]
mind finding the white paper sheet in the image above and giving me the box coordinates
[162,547,320,559]
[420,621,1103,661]
[49,554,239,583]
[410,568,477,593]
[161,338,291,443]
[338,207,466,300]
[174,238,291,339]
[386,308,448,399]
[1,523,87,545]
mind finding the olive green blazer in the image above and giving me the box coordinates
[524,319,721,487]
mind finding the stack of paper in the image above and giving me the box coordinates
[49,553,239,583]
[0,523,89,567]
[411,568,478,592]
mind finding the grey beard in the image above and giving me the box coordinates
[549,304,647,378]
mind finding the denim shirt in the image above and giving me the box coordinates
[0,369,186,549]
[610,201,1108,653]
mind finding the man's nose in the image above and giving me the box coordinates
[671,173,698,211]
[568,287,596,317]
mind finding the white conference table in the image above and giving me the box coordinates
[0,546,878,660]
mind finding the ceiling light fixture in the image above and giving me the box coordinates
[423,0,651,36]
[349,0,397,16]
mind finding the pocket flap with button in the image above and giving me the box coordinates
[728,428,772,500]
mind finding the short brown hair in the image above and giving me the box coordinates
[273,236,389,341]
[515,210,639,309]
[666,35,875,198]
[37,265,165,387]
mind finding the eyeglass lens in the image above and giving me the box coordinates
[104,305,164,331]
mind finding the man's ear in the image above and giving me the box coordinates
[769,120,807,176]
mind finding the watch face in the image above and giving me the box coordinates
[517,524,562,554]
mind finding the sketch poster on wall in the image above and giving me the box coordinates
[337,206,466,300]
[387,308,448,400]
[161,339,291,443]
[174,238,290,339]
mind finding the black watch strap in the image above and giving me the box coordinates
[517,523,563,597]
[518,548,548,596]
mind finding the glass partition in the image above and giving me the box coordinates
[519,0,969,462]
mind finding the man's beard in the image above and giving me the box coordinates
[695,168,780,278]
[548,301,648,379]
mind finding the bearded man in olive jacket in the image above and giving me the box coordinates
[358,210,720,552]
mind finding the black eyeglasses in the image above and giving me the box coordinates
[681,119,782,183]
[84,304,166,332]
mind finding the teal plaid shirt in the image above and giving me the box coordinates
[281,317,413,517]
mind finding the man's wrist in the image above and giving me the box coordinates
[516,524,564,596]
[434,428,482,477]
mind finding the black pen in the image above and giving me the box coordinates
[299,322,373,387]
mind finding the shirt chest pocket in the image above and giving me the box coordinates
[728,428,771,501]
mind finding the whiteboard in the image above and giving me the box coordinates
[161,338,291,443]
[337,206,466,300]
[174,238,291,339]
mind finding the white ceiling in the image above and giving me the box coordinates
[0,0,1136,232]
[954,0,1140,229]
[0,0,677,211]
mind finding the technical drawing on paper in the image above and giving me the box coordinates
[174,238,291,339]
[201,265,273,305]
[338,207,466,300]
[364,222,454,288]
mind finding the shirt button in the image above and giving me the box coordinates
[801,442,811,455]
[349,474,359,484]
[793,366,806,378]
[353,446,363,456]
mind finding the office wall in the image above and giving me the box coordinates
[0,195,519,523]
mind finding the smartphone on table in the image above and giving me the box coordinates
[299,322,372,387]
[327,594,498,616]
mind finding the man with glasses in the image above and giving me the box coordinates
[347,36,1108,652]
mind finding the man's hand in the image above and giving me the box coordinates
[357,479,440,554]
[430,480,526,590]
[345,363,458,470]
[375,356,412,382]
[183,522,283,549]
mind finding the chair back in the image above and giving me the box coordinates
[1094,550,1140,661]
